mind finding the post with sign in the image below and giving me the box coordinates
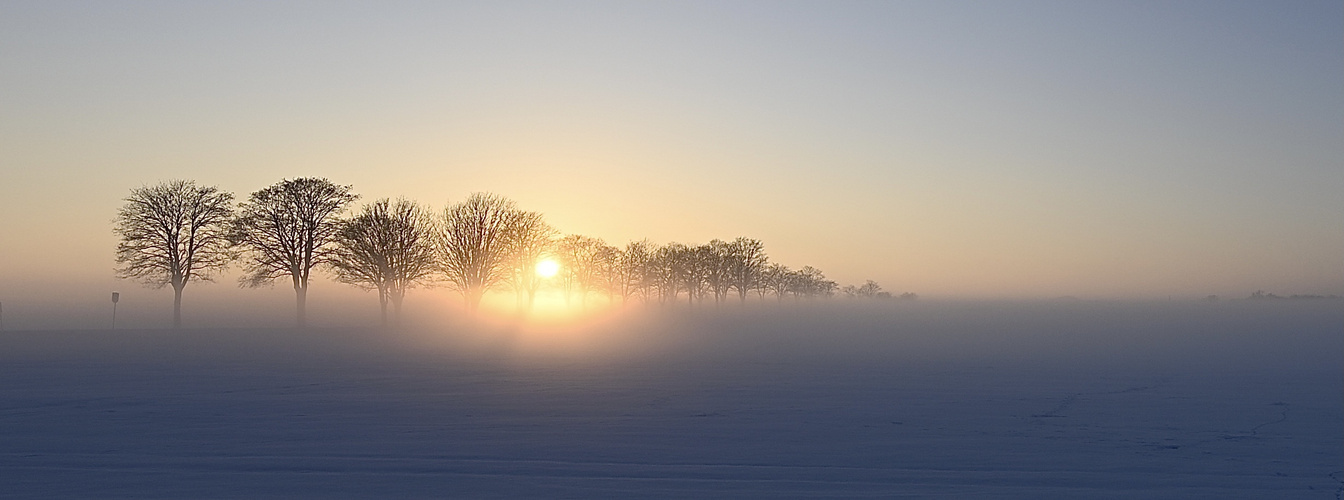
[111,292,120,329]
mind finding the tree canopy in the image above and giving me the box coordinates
[233,177,357,327]
[114,180,235,328]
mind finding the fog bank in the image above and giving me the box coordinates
[5,300,1339,376]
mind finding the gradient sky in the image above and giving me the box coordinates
[1,1,1341,326]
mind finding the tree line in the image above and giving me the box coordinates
[114,178,900,329]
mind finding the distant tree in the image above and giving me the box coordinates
[114,180,235,329]
[793,266,835,298]
[857,280,883,298]
[649,243,687,304]
[761,263,792,301]
[593,243,623,303]
[817,276,838,298]
[660,243,706,306]
[699,241,727,305]
[688,245,714,305]
[328,199,436,327]
[647,242,677,304]
[234,178,357,327]
[555,234,608,307]
[844,280,885,299]
[606,243,638,304]
[435,192,524,312]
[612,238,769,307]
[502,211,557,311]
[898,292,918,300]
[621,239,658,303]
[727,237,768,304]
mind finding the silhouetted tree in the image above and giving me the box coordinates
[703,240,734,305]
[727,237,767,304]
[502,211,557,311]
[844,280,888,299]
[620,239,658,303]
[793,266,836,298]
[114,180,235,329]
[762,263,792,301]
[328,199,436,327]
[858,280,882,297]
[854,280,883,298]
[234,177,357,327]
[435,192,524,312]
[555,234,608,307]
[592,243,623,303]
[653,242,704,306]
[650,243,680,304]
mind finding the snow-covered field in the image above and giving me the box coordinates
[2,301,1340,498]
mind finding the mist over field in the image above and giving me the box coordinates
[2,0,1341,497]
[3,300,1339,498]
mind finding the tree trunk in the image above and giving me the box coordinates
[391,295,404,328]
[378,287,389,328]
[295,285,307,328]
[300,238,313,329]
[172,283,184,329]
[465,288,482,315]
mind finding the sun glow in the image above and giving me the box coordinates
[536,259,560,279]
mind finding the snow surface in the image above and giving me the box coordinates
[2,301,1340,498]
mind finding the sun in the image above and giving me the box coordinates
[535,258,560,278]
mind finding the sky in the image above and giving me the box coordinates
[1,0,1341,328]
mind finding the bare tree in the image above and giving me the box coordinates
[435,192,523,312]
[652,242,711,306]
[857,280,883,298]
[650,243,683,305]
[234,178,357,327]
[114,180,235,329]
[607,241,653,304]
[651,243,682,304]
[761,263,792,301]
[793,266,836,298]
[700,240,738,305]
[328,199,436,327]
[661,243,706,306]
[621,239,658,304]
[555,234,607,307]
[593,243,622,303]
[728,237,767,304]
[842,280,883,299]
[502,211,557,311]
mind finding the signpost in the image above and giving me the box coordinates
[111,292,120,329]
